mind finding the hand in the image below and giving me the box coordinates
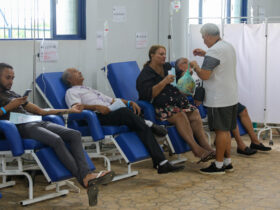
[8,97,28,110]
[130,101,141,116]
[190,61,199,72]
[70,104,83,113]
[163,75,175,85]
[193,48,206,57]
[194,100,202,106]
[97,106,110,115]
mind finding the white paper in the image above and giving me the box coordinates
[108,98,126,111]
[113,6,127,22]
[39,41,58,62]
[9,112,42,124]
[96,31,104,49]
[136,32,148,49]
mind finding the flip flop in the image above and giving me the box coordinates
[197,151,215,164]
[87,184,98,206]
[88,171,115,186]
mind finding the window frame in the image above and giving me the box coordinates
[196,0,248,24]
[52,0,86,40]
[0,0,86,40]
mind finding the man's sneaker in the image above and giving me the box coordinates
[199,162,225,175]
[158,162,184,174]
[151,124,168,137]
[250,143,271,151]
[223,163,234,172]
[237,147,257,156]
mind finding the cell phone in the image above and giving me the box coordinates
[23,89,32,97]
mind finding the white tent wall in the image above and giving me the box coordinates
[267,23,280,123]
[223,24,266,123]
[0,0,159,106]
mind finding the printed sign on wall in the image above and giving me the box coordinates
[136,32,148,49]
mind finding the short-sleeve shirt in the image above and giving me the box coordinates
[0,90,29,120]
[202,40,238,107]
[65,86,113,108]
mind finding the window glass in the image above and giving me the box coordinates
[202,0,222,24]
[56,0,78,35]
[189,0,199,24]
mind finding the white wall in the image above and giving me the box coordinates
[0,0,159,106]
[158,0,189,61]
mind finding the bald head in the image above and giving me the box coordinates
[62,68,84,87]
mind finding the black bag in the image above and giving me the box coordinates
[194,82,205,102]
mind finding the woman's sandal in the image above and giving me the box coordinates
[196,151,216,164]
[87,184,98,206]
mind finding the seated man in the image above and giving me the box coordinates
[175,58,271,156]
[62,68,184,174]
[0,63,114,206]
[232,103,271,155]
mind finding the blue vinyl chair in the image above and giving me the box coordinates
[107,61,192,164]
[36,72,151,181]
[0,115,94,206]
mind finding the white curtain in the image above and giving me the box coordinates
[267,23,280,123]
[224,24,266,123]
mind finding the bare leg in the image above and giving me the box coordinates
[186,109,214,152]
[167,111,210,158]
[215,130,231,162]
[239,108,260,144]
[232,125,247,150]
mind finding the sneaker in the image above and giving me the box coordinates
[237,147,257,156]
[250,143,271,151]
[199,162,225,175]
[151,124,168,137]
[223,163,234,172]
[158,162,184,174]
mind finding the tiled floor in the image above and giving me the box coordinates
[1,134,280,210]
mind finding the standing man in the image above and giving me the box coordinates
[190,23,238,174]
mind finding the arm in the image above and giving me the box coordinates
[24,103,82,116]
[190,61,212,80]
[193,48,206,57]
[120,99,141,116]
[0,97,28,116]
[152,75,175,98]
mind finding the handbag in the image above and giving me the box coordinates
[193,82,205,102]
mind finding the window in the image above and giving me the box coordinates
[0,0,86,40]
[188,0,247,24]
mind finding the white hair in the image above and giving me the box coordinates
[200,23,220,37]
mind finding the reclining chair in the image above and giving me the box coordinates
[36,72,151,181]
[107,61,192,164]
[0,115,95,206]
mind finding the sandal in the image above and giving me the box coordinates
[87,184,98,206]
[88,171,115,186]
[197,151,215,164]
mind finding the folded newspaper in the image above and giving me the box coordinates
[9,112,42,124]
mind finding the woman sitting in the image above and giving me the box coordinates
[136,45,214,163]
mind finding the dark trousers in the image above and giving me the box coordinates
[97,107,166,166]
[17,121,91,186]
